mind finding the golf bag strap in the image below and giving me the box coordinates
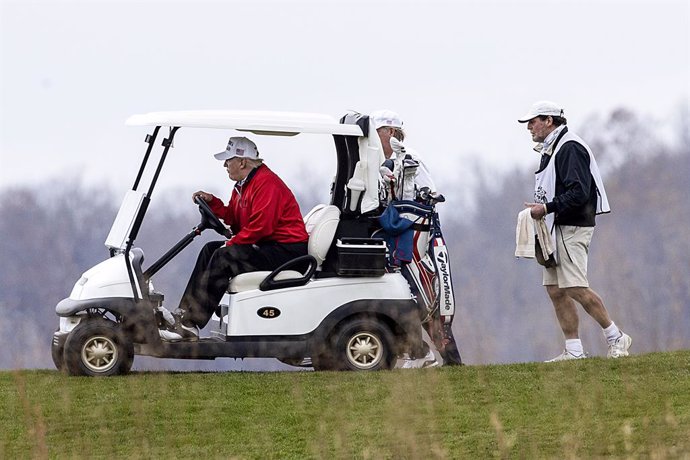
[412,223,430,232]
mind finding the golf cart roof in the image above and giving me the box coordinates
[125,110,363,136]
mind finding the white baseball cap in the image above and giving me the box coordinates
[370,109,404,130]
[518,101,565,123]
[214,137,260,161]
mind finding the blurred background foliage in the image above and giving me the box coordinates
[1,105,688,369]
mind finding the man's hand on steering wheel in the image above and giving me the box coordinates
[192,191,213,203]
[193,193,232,239]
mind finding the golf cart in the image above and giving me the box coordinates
[52,110,426,376]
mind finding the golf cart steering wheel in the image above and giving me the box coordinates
[195,196,233,239]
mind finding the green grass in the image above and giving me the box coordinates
[2,351,690,459]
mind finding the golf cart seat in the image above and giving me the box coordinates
[228,204,341,293]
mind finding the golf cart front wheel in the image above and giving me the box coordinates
[333,319,395,371]
[64,319,133,376]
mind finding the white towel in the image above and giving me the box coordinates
[515,208,535,257]
[515,208,555,262]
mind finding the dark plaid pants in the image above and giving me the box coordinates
[179,240,307,327]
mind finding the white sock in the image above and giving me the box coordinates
[603,322,621,344]
[565,339,584,356]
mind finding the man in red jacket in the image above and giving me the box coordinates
[160,137,309,341]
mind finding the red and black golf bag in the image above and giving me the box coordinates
[377,196,463,365]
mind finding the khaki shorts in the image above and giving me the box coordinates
[543,225,594,288]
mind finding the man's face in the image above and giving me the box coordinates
[377,127,402,158]
[526,116,554,143]
[224,157,244,181]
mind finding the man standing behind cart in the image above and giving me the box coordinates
[372,109,463,367]
[160,137,309,341]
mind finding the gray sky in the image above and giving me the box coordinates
[1,0,688,200]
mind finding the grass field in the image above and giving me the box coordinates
[2,351,689,459]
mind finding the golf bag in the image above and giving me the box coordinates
[377,198,463,365]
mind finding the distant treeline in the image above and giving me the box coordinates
[1,106,688,369]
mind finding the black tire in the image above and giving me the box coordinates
[63,319,134,377]
[311,350,338,371]
[51,330,65,372]
[330,318,396,371]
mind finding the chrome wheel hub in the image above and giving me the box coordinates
[346,332,383,370]
[81,335,118,373]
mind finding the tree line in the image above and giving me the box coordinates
[0,105,687,369]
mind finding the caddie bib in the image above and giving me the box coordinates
[534,131,611,249]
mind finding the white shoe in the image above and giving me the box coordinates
[159,322,199,341]
[607,332,632,358]
[545,350,587,362]
[401,350,439,369]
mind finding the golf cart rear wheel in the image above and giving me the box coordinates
[332,319,395,371]
[64,319,133,377]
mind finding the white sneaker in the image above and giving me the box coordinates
[545,350,587,362]
[401,350,440,369]
[159,322,199,341]
[607,332,632,358]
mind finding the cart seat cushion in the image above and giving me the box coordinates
[227,205,338,293]
[229,270,302,293]
[303,204,340,266]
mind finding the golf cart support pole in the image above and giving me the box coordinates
[124,126,179,300]
[125,126,179,253]
[145,127,179,199]
[132,126,160,190]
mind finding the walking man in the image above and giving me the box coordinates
[518,101,632,361]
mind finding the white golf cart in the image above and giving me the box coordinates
[52,110,426,376]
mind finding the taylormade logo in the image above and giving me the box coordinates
[436,248,452,312]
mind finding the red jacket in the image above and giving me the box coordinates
[208,164,308,246]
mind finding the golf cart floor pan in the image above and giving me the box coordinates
[135,335,309,360]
